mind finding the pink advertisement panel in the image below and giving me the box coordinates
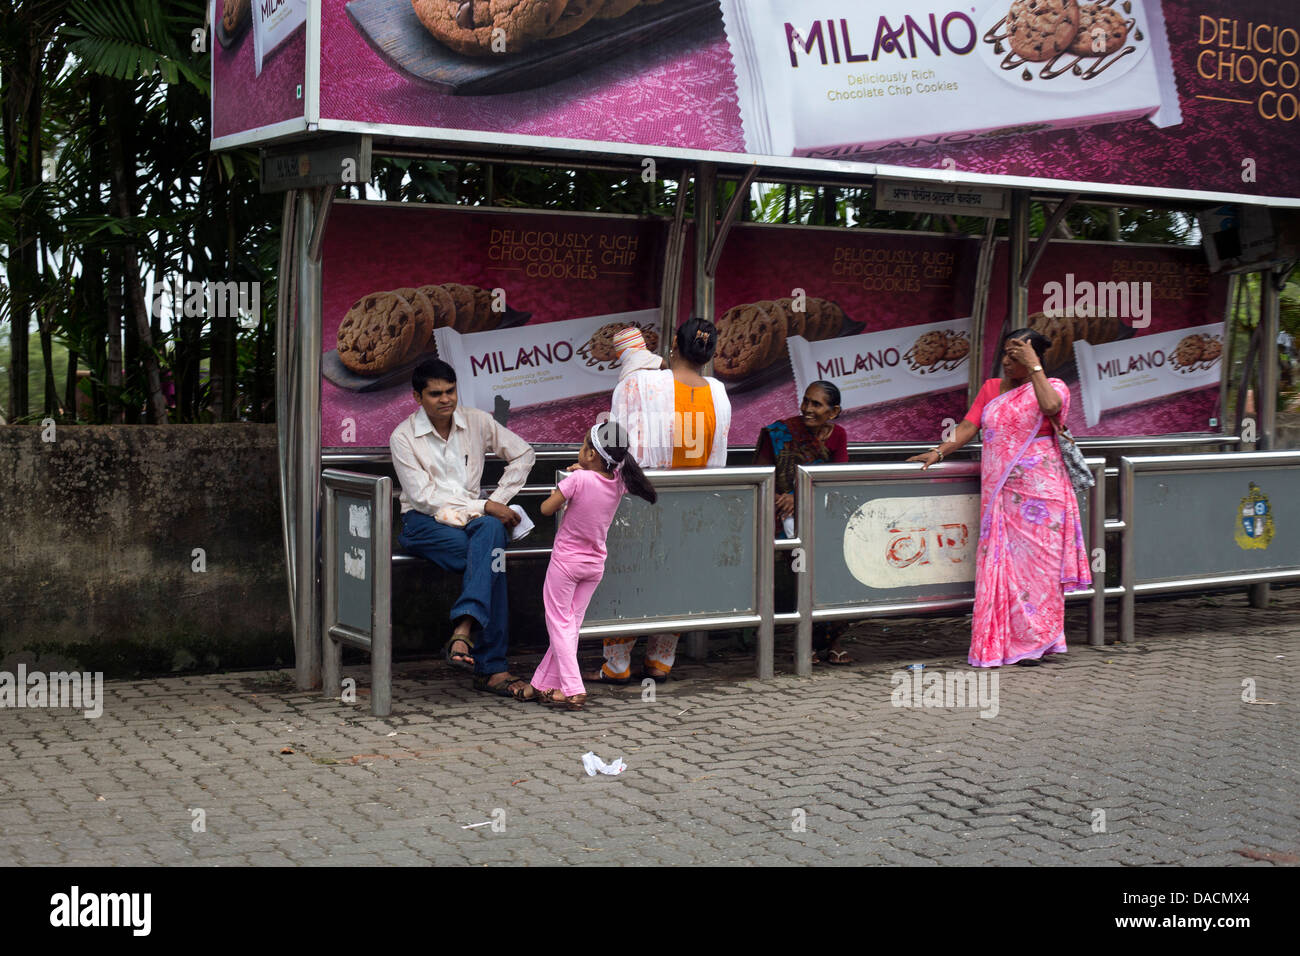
[319,205,1230,449]
[981,243,1230,437]
[320,203,667,448]
[211,0,307,141]
[707,225,982,447]
[313,0,1300,201]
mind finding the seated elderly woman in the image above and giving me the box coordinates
[754,381,851,663]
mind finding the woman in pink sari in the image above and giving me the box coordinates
[909,329,1091,667]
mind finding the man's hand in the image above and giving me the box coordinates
[775,493,795,520]
[483,500,521,528]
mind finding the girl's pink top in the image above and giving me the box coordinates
[965,379,1054,437]
[554,468,625,564]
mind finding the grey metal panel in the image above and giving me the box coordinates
[812,477,982,609]
[802,461,1095,613]
[334,492,373,632]
[582,486,757,623]
[1131,464,1300,582]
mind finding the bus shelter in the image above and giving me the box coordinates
[210,0,1300,698]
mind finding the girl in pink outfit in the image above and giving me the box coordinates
[531,420,657,710]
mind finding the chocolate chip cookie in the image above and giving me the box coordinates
[910,330,950,368]
[440,283,480,333]
[1172,334,1205,371]
[803,297,845,341]
[337,292,417,375]
[544,0,603,38]
[411,0,569,57]
[944,331,971,362]
[416,283,457,332]
[1069,3,1128,56]
[1007,0,1079,62]
[222,0,249,34]
[394,287,437,361]
[714,301,787,380]
[595,0,641,18]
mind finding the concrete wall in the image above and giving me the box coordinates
[0,425,292,675]
[0,424,550,678]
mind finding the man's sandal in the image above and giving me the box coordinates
[825,649,853,666]
[536,688,587,711]
[443,635,475,673]
[473,674,535,701]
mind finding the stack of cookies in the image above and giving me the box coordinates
[583,322,660,366]
[713,296,845,381]
[905,329,970,372]
[1005,0,1130,62]
[1171,333,1222,373]
[1028,311,1125,371]
[412,0,666,57]
[336,282,501,376]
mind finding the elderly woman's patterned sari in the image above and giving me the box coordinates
[971,380,1091,667]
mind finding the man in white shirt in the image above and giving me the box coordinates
[390,359,537,700]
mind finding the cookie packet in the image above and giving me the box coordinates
[788,318,972,413]
[252,0,307,76]
[719,0,1181,161]
[433,309,661,414]
[1073,322,1224,427]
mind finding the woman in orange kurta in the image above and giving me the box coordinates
[591,317,731,683]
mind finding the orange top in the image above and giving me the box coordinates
[671,380,716,469]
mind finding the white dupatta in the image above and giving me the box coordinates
[609,369,731,469]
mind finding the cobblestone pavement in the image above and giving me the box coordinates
[2,588,1297,867]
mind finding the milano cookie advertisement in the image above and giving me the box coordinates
[707,225,981,445]
[210,0,307,140]
[319,202,664,448]
[982,242,1229,437]
[207,1,1300,200]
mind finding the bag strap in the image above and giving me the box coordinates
[1046,412,1079,446]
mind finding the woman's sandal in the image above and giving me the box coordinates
[473,674,535,701]
[641,664,670,683]
[443,635,475,673]
[583,669,631,686]
[537,689,587,711]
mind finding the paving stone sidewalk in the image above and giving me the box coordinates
[1,588,1297,866]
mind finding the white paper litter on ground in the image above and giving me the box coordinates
[582,752,626,776]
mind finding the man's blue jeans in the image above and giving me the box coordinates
[398,511,509,676]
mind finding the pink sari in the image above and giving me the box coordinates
[970,380,1091,667]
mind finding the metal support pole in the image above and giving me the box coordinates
[1019,193,1076,288]
[1119,459,1135,643]
[294,190,325,690]
[276,190,300,639]
[969,216,998,403]
[1088,458,1106,646]
[693,162,717,323]
[1249,268,1282,608]
[686,162,718,661]
[756,474,775,680]
[657,179,689,359]
[1007,191,1030,332]
[795,467,814,676]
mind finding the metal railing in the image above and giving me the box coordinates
[1119,451,1300,642]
